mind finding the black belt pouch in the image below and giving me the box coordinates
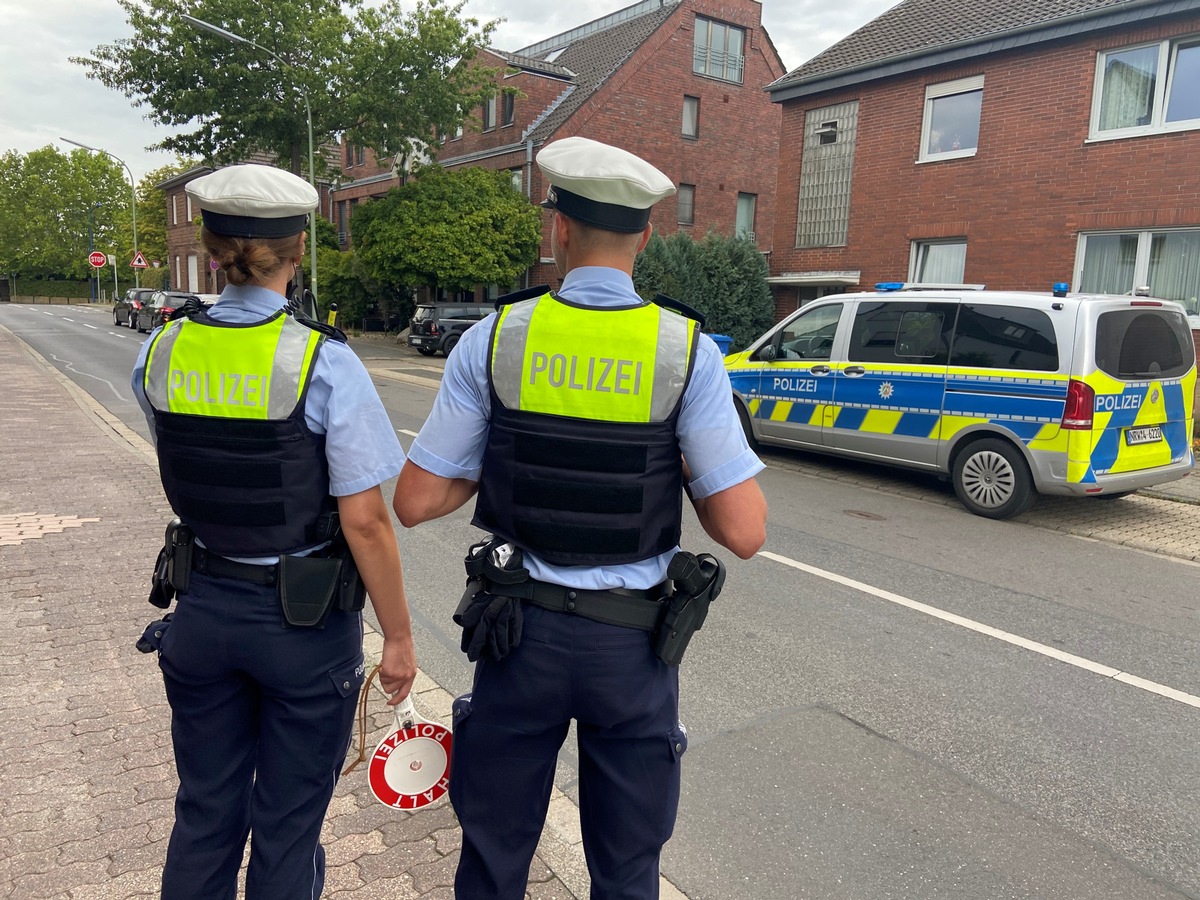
[278,554,341,628]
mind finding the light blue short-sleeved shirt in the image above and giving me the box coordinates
[407,267,764,590]
[131,284,404,499]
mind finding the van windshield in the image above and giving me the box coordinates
[1095,308,1195,379]
[412,307,436,322]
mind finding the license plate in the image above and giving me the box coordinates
[1125,425,1163,446]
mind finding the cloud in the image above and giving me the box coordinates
[0,0,897,183]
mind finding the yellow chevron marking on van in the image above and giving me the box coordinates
[770,401,793,422]
[860,409,903,435]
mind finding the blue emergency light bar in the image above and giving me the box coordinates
[1052,282,1069,297]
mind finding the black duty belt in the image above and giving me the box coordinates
[492,580,667,631]
[193,547,278,586]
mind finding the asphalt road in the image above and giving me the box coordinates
[5,301,1198,900]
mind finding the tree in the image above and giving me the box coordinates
[633,231,775,350]
[0,146,128,281]
[73,0,501,176]
[353,166,542,295]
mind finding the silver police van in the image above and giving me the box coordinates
[725,284,1196,518]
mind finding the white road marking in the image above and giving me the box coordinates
[397,429,420,437]
[758,549,1200,709]
[42,310,55,316]
[62,317,75,322]
[83,323,98,330]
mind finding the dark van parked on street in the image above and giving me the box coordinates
[407,303,493,356]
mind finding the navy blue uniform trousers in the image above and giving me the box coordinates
[450,603,687,899]
[156,571,364,900]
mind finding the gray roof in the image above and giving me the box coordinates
[769,0,1197,98]
[490,49,577,80]
[513,3,679,142]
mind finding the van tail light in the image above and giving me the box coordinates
[1062,379,1094,430]
[429,324,438,335]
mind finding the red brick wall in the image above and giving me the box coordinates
[772,13,1200,312]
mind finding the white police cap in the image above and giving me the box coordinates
[186,164,318,239]
[537,137,675,233]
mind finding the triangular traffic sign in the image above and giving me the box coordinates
[131,251,149,269]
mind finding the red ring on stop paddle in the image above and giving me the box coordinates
[367,721,452,809]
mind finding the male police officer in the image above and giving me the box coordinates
[132,164,416,899]
[393,137,766,899]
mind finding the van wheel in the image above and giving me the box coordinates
[735,401,759,451]
[442,334,460,355]
[952,438,1036,519]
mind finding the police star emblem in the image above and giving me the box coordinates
[879,381,895,400]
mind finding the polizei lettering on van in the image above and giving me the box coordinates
[1095,394,1142,413]
[168,369,268,407]
[773,376,819,394]
[529,351,643,394]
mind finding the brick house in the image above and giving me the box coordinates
[158,156,338,295]
[331,0,786,298]
[765,0,1200,322]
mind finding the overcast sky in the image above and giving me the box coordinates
[0,0,897,183]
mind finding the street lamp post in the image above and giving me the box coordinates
[180,13,318,310]
[88,203,103,302]
[61,138,139,288]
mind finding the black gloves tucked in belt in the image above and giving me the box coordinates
[454,591,523,662]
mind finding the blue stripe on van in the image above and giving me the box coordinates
[893,413,939,437]
[832,408,867,431]
[943,391,1064,421]
[994,420,1045,442]
[787,401,821,423]
[945,377,1066,399]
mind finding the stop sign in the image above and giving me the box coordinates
[88,251,107,268]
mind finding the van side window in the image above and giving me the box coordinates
[948,305,1058,371]
[774,303,842,360]
[1095,309,1194,379]
[849,302,954,364]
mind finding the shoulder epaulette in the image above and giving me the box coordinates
[653,293,706,329]
[494,284,552,309]
[298,317,348,342]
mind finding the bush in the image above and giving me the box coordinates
[633,231,774,351]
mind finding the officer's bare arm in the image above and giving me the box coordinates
[689,478,767,560]
[392,460,480,528]
[338,486,417,704]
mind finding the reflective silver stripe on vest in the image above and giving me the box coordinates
[268,318,316,418]
[652,311,692,422]
[490,300,692,422]
[491,300,537,410]
[144,323,186,409]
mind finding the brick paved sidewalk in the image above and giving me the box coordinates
[0,326,617,899]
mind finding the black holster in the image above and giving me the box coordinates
[148,519,194,609]
[654,551,726,667]
[278,539,366,629]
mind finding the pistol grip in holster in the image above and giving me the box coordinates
[654,551,726,667]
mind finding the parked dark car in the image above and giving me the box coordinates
[114,288,155,329]
[407,303,493,356]
[136,290,205,333]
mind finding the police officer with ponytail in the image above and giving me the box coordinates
[393,137,767,899]
[131,164,417,900]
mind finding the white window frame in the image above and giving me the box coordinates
[678,184,695,226]
[919,75,984,163]
[509,169,522,193]
[693,16,745,84]
[482,96,497,131]
[172,194,178,226]
[909,239,967,283]
[186,195,193,222]
[1089,37,1200,140]
[736,192,756,239]
[682,95,700,139]
[1075,228,1200,313]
